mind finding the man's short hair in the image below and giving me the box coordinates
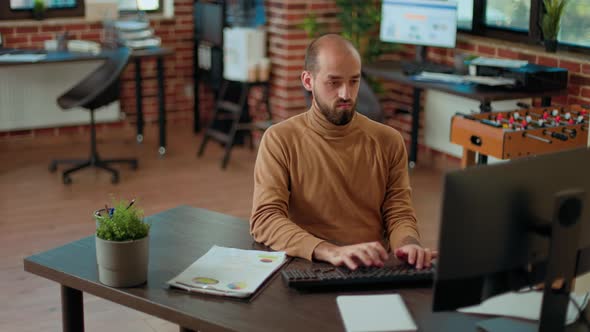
[304,34,359,74]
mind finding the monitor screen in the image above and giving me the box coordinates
[380,0,458,48]
[194,2,224,46]
[432,147,590,329]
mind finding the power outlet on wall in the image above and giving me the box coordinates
[184,83,194,98]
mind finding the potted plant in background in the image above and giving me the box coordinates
[541,0,569,53]
[32,0,46,20]
[300,1,400,78]
[94,198,150,287]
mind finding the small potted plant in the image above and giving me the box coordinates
[541,0,569,53]
[94,198,150,287]
[32,0,46,20]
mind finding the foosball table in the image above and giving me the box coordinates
[451,104,589,167]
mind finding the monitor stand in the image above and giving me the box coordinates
[400,46,454,75]
[477,190,585,332]
[415,45,428,63]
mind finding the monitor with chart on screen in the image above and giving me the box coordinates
[380,0,458,49]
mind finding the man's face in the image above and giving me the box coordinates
[305,48,362,126]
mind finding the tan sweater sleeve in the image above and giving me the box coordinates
[382,131,421,250]
[250,129,325,260]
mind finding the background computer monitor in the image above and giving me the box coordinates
[380,0,458,62]
[433,147,590,331]
[194,2,224,46]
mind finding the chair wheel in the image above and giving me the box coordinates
[111,174,119,184]
[63,175,72,185]
[131,161,138,170]
[49,163,57,172]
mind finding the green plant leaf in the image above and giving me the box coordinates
[542,0,570,40]
[95,199,150,241]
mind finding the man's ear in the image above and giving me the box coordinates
[301,71,313,92]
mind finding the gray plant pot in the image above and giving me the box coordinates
[95,235,149,287]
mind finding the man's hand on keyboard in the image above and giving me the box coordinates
[394,244,438,270]
[312,241,389,270]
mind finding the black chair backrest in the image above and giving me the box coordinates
[57,47,131,111]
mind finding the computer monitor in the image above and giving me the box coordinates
[194,2,224,46]
[433,147,590,332]
[380,0,458,62]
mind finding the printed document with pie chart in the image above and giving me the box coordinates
[167,245,287,298]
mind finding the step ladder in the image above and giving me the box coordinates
[198,80,272,168]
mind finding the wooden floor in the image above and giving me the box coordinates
[0,123,459,331]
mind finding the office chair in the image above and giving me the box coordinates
[49,47,138,184]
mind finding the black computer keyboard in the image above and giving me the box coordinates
[401,61,455,75]
[282,265,435,291]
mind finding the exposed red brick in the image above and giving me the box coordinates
[570,74,590,86]
[175,7,193,15]
[41,25,65,32]
[517,53,537,63]
[568,85,581,96]
[497,49,518,59]
[552,96,568,105]
[5,35,28,45]
[0,27,14,35]
[62,24,88,31]
[80,32,101,41]
[267,1,284,9]
[568,96,590,105]
[477,45,496,56]
[15,27,38,34]
[159,20,176,26]
[582,88,590,99]
[310,3,336,10]
[30,34,54,43]
[537,56,558,67]
[431,47,447,56]
[558,59,581,73]
[285,3,306,10]
[456,41,476,52]
[583,64,590,75]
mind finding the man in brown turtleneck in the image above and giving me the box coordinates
[250,34,437,270]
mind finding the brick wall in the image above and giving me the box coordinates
[2,0,589,152]
[0,0,215,139]
[265,0,590,147]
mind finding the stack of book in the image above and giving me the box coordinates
[108,20,161,49]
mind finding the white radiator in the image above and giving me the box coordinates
[0,60,121,131]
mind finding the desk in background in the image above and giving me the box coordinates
[0,47,174,156]
[23,205,590,332]
[129,47,174,156]
[363,61,568,167]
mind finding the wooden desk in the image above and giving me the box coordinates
[0,47,174,156]
[23,206,589,331]
[363,61,568,167]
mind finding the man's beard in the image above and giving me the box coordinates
[313,89,356,126]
